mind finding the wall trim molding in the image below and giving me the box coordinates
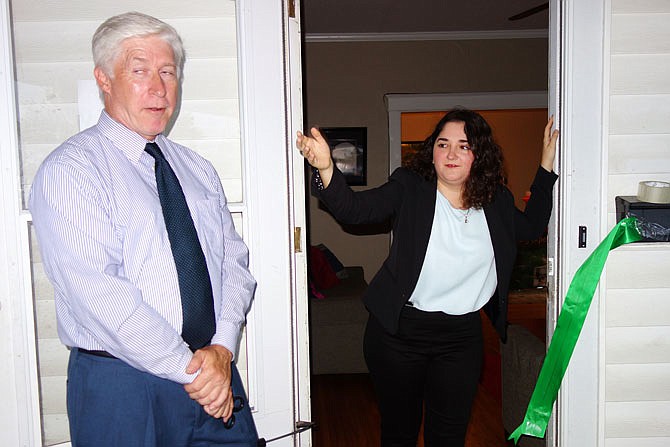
[305,29,548,43]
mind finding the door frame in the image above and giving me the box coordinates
[554,0,607,445]
[282,0,313,443]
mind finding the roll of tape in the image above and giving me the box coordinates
[637,181,670,204]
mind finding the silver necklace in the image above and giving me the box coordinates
[439,191,471,223]
[446,199,471,223]
[459,207,471,223]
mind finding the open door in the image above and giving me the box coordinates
[238,0,311,444]
[0,1,310,445]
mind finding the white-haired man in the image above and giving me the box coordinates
[30,12,258,446]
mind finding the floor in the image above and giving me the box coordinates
[310,373,515,447]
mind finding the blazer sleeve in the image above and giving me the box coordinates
[513,166,559,241]
[311,166,409,225]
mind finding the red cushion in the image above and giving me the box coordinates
[309,246,341,290]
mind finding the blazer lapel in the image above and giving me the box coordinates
[412,179,437,278]
[484,202,505,277]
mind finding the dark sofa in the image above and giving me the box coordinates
[309,266,369,375]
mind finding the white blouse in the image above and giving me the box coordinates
[408,191,498,315]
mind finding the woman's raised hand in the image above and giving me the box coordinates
[296,127,333,171]
[541,115,559,172]
[297,127,335,187]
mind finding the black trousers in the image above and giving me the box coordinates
[363,305,483,447]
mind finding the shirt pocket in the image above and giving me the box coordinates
[192,197,225,269]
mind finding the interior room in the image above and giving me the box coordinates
[301,1,552,446]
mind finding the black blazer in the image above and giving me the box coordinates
[314,166,558,341]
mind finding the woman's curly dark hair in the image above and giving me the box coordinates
[407,108,505,209]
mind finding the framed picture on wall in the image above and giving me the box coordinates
[320,127,367,186]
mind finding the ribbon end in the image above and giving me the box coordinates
[508,418,547,445]
[508,428,523,444]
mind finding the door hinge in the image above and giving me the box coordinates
[288,0,296,18]
[294,227,302,252]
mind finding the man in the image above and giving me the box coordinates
[29,12,258,446]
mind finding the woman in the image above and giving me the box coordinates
[297,109,558,447]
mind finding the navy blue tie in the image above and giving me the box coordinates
[145,142,215,351]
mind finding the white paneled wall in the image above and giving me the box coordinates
[11,1,244,201]
[605,1,670,446]
[11,2,243,445]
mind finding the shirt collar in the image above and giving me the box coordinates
[96,110,164,163]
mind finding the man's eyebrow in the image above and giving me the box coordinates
[128,55,149,63]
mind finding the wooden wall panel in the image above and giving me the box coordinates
[607,439,670,447]
[609,134,670,175]
[39,376,67,414]
[12,21,95,63]
[606,288,670,327]
[180,139,242,177]
[12,18,237,63]
[31,267,53,303]
[605,401,670,438]
[10,0,234,21]
[169,100,240,139]
[35,340,69,377]
[18,104,80,144]
[34,301,58,339]
[612,0,670,14]
[183,59,239,100]
[172,18,238,59]
[42,414,69,446]
[610,54,670,95]
[16,63,92,104]
[606,247,670,289]
[606,327,670,364]
[606,363,670,401]
[605,4,670,445]
[611,14,670,54]
[609,94,670,135]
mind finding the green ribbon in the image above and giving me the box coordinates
[509,217,642,444]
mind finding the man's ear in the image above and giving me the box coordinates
[94,67,111,94]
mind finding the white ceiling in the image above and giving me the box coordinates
[302,0,549,34]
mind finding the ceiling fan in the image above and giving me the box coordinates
[508,2,549,21]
